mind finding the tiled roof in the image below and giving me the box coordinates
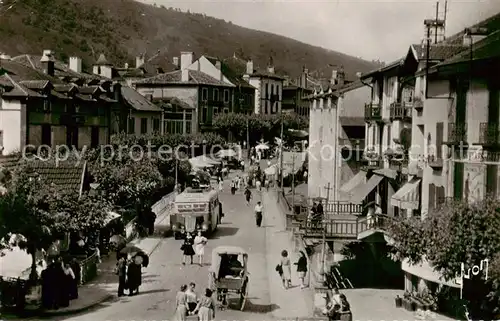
[152,96,194,110]
[251,70,285,80]
[51,90,70,99]
[340,117,365,126]
[19,80,51,90]
[438,30,500,65]
[134,69,234,87]
[219,56,254,88]
[78,85,101,95]
[410,43,467,61]
[0,75,14,88]
[335,80,366,94]
[121,86,162,112]
[53,84,78,93]
[0,58,59,82]
[99,95,117,103]
[1,74,45,98]
[0,157,86,195]
[11,54,98,80]
[360,59,403,79]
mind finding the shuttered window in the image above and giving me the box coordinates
[436,122,443,159]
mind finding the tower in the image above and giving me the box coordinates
[424,0,447,44]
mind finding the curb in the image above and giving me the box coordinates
[37,293,113,317]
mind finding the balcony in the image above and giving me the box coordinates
[60,113,86,125]
[444,123,467,145]
[427,154,443,169]
[389,103,412,121]
[478,123,500,147]
[364,103,382,122]
[405,98,424,110]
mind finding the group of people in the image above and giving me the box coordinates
[310,200,325,225]
[324,287,352,321]
[180,231,208,265]
[41,256,80,310]
[276,250,308,289]
[116,254,143,297]
[175,283,216,321]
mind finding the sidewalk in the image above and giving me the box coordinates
[262,190,314,318]
[41,235,165,316]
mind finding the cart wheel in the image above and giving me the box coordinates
[239,278,249,311]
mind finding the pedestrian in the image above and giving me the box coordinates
[175,284,188,321]
[127,257,142,296]
[194,231,208,266]
[244,187,252,206]
[254,201,263,227]
[186,282,198,314]
[192,288,216,321]
[256,179,261,191]
[236,176,241,190]
[265,177,269,191]
[55,257,69,307]
[181,233,195,265]
[218,179,223,193]
[63,262,77,300]
[230,180,236,195]
[280,250,292,289]
[294,251,308,288]
[116,255,128,297]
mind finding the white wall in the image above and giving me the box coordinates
[249,78,261,114]
[0,99,25,155]
[187,56,232,85]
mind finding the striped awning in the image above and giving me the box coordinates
[391,178,421,210]
[350,174,384,204]
[340,170,366,194]
[402,258,460,288]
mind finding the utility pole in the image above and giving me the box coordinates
[291,153,296,210]
[175,158,178,194]
[279,105,284,195]
[320,182,333,283]
[246,117,250,159]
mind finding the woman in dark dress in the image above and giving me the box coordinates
[294,251,308,288]
[127,259,142,296]
[181,233,195,264]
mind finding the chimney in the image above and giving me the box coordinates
[300,67,308,88]
[181,68,189,82]
[267,66,275,74]
[246,60,253,75]
[356,72,362,78]
[331,70,338,84]
[124,62,129,69]
[463,27,489,46]
[180,52,193,70]
[136,55,145,68]
[338,66,345,86]
[214,60,223,81]
[215,60,221,70]
[283,75,290,86]
[40,50,55,76]
[172,57,179,67]
[69,57,82,73]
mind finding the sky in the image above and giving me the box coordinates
[139,0,500,63]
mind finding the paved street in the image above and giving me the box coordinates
[55,176,277,321]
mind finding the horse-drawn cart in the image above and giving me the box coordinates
[208,246,249,311]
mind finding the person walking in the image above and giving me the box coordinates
[294,251,308,288]
[193,288,216,321]
[244,187,252,206]
[175,284,188,321]
[254,201,263,227]
[218,179,223,193]
[127,257,142,296]
[186,282,198,314]
[116,255,128,297]
[230,180,236,195]
[181,233,195,265]
[63,262,77,300]
[280,250,292,289]
[194,231,208,266]
[256,179,261,191]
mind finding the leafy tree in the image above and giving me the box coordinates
[388,198,500,318]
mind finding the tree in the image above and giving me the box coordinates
[388,198,500,318]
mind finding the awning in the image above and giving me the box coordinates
[340,171,366,194]
[391,178,421,210]
[350,174,384,204]
[373,168,398,180]
[402,258,460,288]
[104,211,121,225]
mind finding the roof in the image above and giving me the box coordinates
[152,96,194,110]
[134,69,234,87]
[250,70,285,80]
[0,157,86,196]
[437,30,500,66]
[335,80,367,94]
[212,246,248,256]
[175,188,218,203]
[340,117,365,126]
[0,58,60,82]
[360,59,403,79]
[218,56,254,88]
[18,80,51,90]
[77,85,102,95]
[0,74,45,98]
[11,54,98,80]
[409,43,467,61]
[121,86,162,112]
[95,53,111,65]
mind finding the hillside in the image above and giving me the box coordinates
[0,0,380,79]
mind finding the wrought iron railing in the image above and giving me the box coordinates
[300,215,396,238]
[447,123,467,144]
[324,202,363,215]
[478,123,500,146]
[364,103,381,121]
[390,103,412,120]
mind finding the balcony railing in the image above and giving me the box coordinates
[390,103,412,121]
[445,123,467,145]
[427,154,443,169]
[300,215,396,238]
[405,98,424,110]
[364,103,382,121]
[478,123,500,146]
[389,157,409,171]
[339,138,365,150]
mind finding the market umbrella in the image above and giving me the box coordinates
[288,129,309,138]
[216,149,237,158]
[255,143,269,150]
[135,251,149,268]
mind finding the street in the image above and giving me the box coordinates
[56,177,274,321]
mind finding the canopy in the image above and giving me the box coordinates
[288,129,308,138]
[264,165,277,175]
[350,174,384,204]
[216,149,237,158]
[210,246,248,274]
[189,155,221,168]
[391,178,421,210]
[104,211,121,225]
[255,143,269,150]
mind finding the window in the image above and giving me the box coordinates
[213,107,219,115]
[66,126,79,148]
[271,84,274,98]
[223,108,229,114]
[128,117,135,134]
[224,89,230,103]
[213,88,219,101]
[264,101,268,114]
[202,88,208,101]
[41,124,51,146]
[202,106,208,122]
[277,84,281,100]
[140,118,148,134]
[91,126,99,148]
[436,122,443,159]
[264,83,268,98]
[386,125,391,147]
[0,130,3,148]
[186,121,191,134]
[153,118,160,132]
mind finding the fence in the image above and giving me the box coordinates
[300,215,395,239]
[79,251,99,284]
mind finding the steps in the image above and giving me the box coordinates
[326,265,354,290]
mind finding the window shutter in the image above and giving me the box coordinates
[428,183,436,210]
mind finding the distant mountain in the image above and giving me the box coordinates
[0,0,381,79]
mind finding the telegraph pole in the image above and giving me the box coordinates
[291,153,296,210]
[246,117,250,159]
[279,105,284,194]
[320,182,333,283]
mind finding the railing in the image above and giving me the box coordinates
[339,138,365,150]
[364,103,381,121]
[484,151,500,163]
[478,123,500,146]
[388,157,409,171]
[446,123,467,144]
[427,154,444,168]
[79,251,99,284]
[300,214,395,238]
[324,202,363,215]
[390,103,412,120]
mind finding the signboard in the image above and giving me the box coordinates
[176,203,207,213]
